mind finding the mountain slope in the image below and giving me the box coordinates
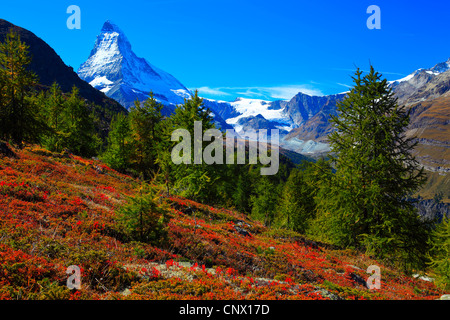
[281,92,346,154]
[0,19,126,115]
[78,21,191,111]
[202,92,347,155]
[282,59,450,159]
[0,144,442,300]
[405,77,450,172]
[391,58,450,105]
[387,64,450,176]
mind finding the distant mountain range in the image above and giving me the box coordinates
[284,58,450,157]
[1,18,448,181]
[75,21,449,177]
[77,21,234,130]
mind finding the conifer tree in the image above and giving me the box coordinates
[232,169,252,213]
[62,86,101,157]
[41,82,66,151]
[0,59,3,126]
[47,82,65,130]
[128,92,164,179]
[251,176,279,227]
[0,30,40,146]
[428,216,450,291]
[276,164,316,233]
[116,186,167,244]
[169,90,218,202]
[102,112,131,172]
[154,115,177,195]
[317,66,431,270]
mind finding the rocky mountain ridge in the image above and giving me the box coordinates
[78,20,191,112]
[74,20,449,184]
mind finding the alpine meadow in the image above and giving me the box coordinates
[0,1,449,308]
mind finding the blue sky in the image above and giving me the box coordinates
[2,0,450,101]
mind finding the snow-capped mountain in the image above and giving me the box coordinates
[205,93,344,153]
[77,21,449,162]
[391,58,450,85]
[225,98,294,134]
[283,57,450,156]
[78,21,233,130]
[78,21,191,110]
[230,57,450,155]
[390,58,450,105]
[77,20,333,143]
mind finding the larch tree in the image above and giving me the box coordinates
[169,90,218,202]
[128,92,164,180]
[0,29,40,146]
[102,112,132,172]
[317,66,431,271]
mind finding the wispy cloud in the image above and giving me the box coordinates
[192,84,323,101]
[330,67,406,77]
[336,82,352,88]
[194,86,232,96]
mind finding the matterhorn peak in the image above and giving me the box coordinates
[78,20,191,110]
[101,20,123,33]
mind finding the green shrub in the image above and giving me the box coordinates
[38,278,71,300]
[116,187,168,245]
[68,247,138,292]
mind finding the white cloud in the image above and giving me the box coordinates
[192,84,323,101]
[194,86,232,96]
[331,67,407,77]
[336,82,352,88]
[257,85,323,100]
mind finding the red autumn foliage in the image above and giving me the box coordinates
[0,145,442,300]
